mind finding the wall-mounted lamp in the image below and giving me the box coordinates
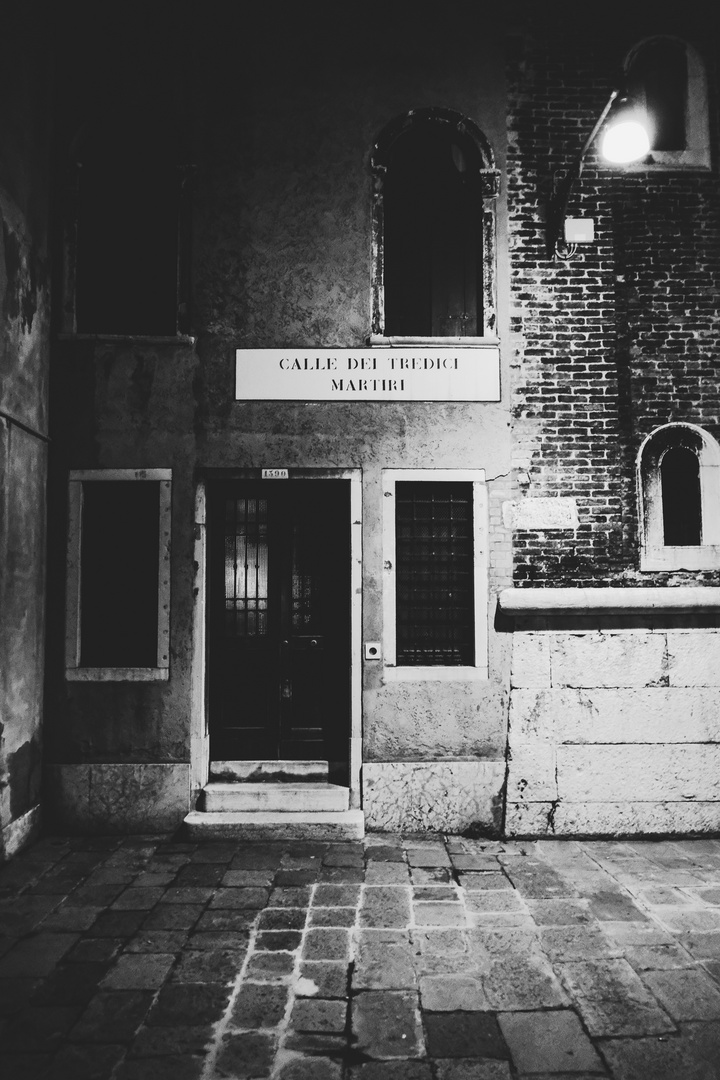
[547,89,651,259]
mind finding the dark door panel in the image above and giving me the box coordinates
[208,480,350,768]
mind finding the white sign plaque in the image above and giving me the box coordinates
[235,347,500,402]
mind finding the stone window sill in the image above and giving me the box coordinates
[58,333,195,345]
[640,546,720,572]
[66,667,170,682]
[369,335,499,346]
[499,587,720,615]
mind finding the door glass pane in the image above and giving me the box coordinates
[224,497,268,635]
[291,513,315,631]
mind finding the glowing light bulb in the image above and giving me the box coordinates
[600,119,651,164]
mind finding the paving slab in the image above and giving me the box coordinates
[640,967,720,1020]
[352,990,424,1058]
[418,975,488,1010]
[349,1062,433,1079]
[498,1009,605,1074]
[3,833,720,1078]
[601,1021,720,1080]
[423,1011,509,1060]
[359,885,412,928]
[231,982,289,1027]
[277,1057,343,1079]
[433,1062,512,1080]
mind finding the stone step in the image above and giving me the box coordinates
[203,782,349,813]
[210,760,329,782]
[183,809,364,842]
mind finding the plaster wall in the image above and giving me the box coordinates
[506,622,720,837]
[0,1,51,859]
[44,12,514,834]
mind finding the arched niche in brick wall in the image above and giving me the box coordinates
[370,108,500,342]
[637,422,720,571]
[619,36,710,172]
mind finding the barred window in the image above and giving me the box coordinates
[395,482,474,666]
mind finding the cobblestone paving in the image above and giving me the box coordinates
[2,833,720,1078]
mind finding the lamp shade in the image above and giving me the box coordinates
[599,105,651,164]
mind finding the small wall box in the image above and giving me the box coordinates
[364,642,382,660]
[564,217,595,243]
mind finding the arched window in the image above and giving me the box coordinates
[622,37,710,170]
[661,447,701,546]
[371,109,499,341]
[62,106,192,337]
[637,424,720,570]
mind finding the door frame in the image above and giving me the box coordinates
[190,468,363,809]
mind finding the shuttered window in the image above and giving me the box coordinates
[383,123,483,337]
[66,470,172,680]
[661,447,701,546]
[395,481,474,665]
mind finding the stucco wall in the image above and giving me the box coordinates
[43,8,514,835]
[0,1,51,859]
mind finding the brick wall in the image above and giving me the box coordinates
[506,6,720,586]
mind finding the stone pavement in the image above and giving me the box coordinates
[2,834,720,1079]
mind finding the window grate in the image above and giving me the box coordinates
[224,498,269,636]
[395,481,474,665]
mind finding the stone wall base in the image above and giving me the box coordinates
[502,592,720,838]
[44,763,191,833]
[0,803,41,862]
[363,760,506,834]
[506,800,720,838]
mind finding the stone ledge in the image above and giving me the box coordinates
[500,587,720,614]
[183,809,364,841]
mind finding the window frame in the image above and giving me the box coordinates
[65,469,172,681]
[370,108,500,345]
[382,469,488,681]
[608,37,711,173]
[60,110,195,340]
[637,424,720,571]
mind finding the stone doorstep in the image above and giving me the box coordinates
[203,782,349,813]
[183,809,364,842]
[209,760,329,782]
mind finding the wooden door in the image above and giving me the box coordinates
[208,480,350,767]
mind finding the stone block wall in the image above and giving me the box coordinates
[506,623,720,837]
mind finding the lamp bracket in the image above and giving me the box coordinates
[546,88,621,259]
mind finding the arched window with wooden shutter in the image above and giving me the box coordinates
[371,108,499,342]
